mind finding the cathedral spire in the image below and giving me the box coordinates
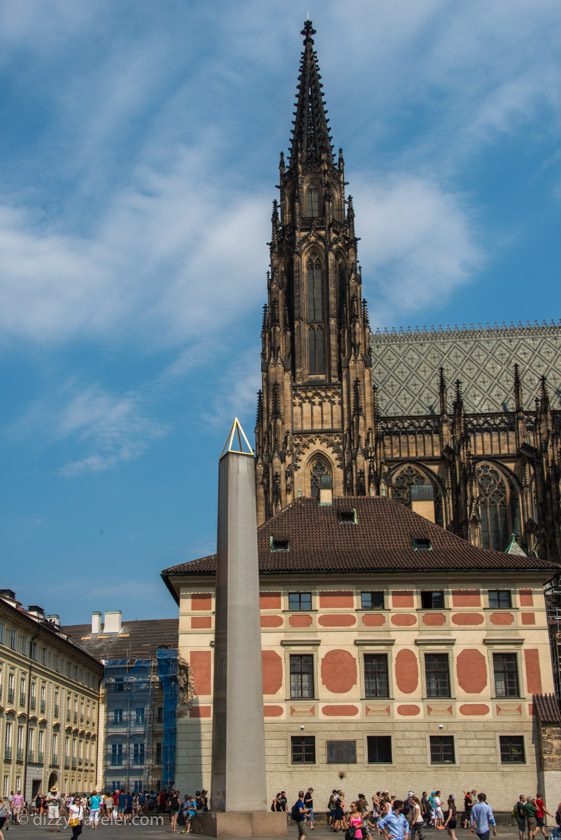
[289,20,334,168]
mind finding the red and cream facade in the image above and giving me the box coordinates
[163,498,559,809]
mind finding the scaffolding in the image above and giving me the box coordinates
[156,648,178,788]
[545,575,561,698]
[101,646,178,792]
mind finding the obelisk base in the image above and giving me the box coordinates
[194,811,287,838]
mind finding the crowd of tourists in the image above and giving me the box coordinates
[287,789,561,840]
[0,785,560,840]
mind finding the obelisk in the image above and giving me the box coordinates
[204,419,285,838]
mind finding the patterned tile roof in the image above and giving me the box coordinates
[162,497,558,587]
[371,322,561,416]
[533,692,561,724]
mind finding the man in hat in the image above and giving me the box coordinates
[47,786,61,832]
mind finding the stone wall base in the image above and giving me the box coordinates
[193,811,287,838]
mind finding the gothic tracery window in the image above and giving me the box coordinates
[391,465,443,526]
[307,257,325,374]
[306,185,319,217]
[310,457,333,500]
[307,258,323,322]
[477,463,519,551]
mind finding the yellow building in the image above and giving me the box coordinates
[162,497,560,810]
[0,589,103,800]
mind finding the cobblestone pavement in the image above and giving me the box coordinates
[1,819,527,840]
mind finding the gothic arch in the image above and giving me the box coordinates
[475,460,521,551]
[305,182,320,217]
[307,453,333,500]
[389,463,444,526]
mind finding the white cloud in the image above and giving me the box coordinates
[0,144,269,348]
[354,174,483,324]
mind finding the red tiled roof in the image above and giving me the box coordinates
[162,497,558,580]
[534,693,561,724]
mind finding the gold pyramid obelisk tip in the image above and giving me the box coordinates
[220,417,254,458]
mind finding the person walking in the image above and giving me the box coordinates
[525,798,539,840]
[349,802,365,840]
[514,796,527,840]
[0,798,9,840]
[304,789,315,830]
[445,796,458,840]
[48,786,61,832]
[292,791,309,840]
[68,797,84,840]
[410,796,425,840]
[379,800,410,840]
[89,792,101,830]
[536,793,553,839]
[470,793,496,840]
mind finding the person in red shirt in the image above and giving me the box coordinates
[535,793,553,839]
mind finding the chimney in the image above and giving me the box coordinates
[28,605,45,621]
[91,611,102,634]
[104,610,122,634]
[0,589,19,608]
[48,614,60,628]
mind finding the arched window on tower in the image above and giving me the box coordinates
[391,464,443,526]
[307,258,323,322]
[306,185,319,217]
[310,457,333,501]
[308,326,325,374]
[476,462,520,551]
[307,257,325,375]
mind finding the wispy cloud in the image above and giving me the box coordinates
[354,174,483,325]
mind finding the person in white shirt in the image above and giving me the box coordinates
[69,797,84,840]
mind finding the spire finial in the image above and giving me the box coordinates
[301,20,315,43]
[289,21,334,167]
[221,418,254,458]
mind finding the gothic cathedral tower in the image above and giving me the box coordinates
[255,21,376,524]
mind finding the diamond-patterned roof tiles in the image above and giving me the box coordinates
[371,323,561,416]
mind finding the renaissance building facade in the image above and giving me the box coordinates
[0,589,103,800]
[255,22,561,566]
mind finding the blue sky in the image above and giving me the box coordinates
[1,0,561,623]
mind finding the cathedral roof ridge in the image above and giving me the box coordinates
[373,318,561,341]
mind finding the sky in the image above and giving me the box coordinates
[1,0,561,623]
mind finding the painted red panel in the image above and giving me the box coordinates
[319,591,354,608]
[318,614,356,627]
[322,705,359,716]
[362,614,385,627]
[422,613,445,626]
[321,650,357,694]
[391,613,416,626]
[524,649,543,694]
[452,589,481,607]
[519,589,534,607]
[289,614,312,628]
[260,592,281,610]
[456,649,487,694]
[392,590,414,608]
[264,705,283,717]
[190,705,211,718]
[490,612,514,625]
[395,649,419,694]
[191,593,212,611]
[452,613,484,626]
[397,704,420,716]
[521,613,536,625]
[261,615,283,628]
[460,704,489,715]
[190,651,211,695]
[262,651,283,695]
[191,617,212,629]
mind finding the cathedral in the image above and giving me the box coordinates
[255,21,561,565]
